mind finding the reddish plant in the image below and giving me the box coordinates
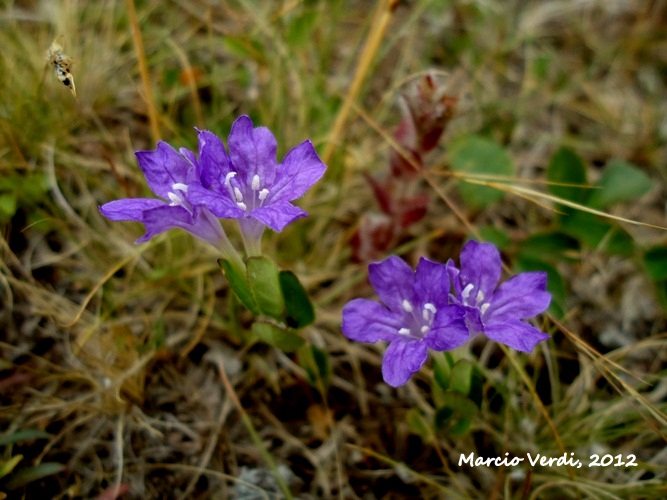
[352,74,457,262]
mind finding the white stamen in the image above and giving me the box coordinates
[224,172,237,186]
[233,187,244,202]
[251,174,260,191]
[258,188,269,201]
[480,303,490,315]
[402,299,414,313]
[168,192,182,205]
[475,290,485,303]
[423,303,436,320]
[172,182,188,192]
[461,283,474,299]
[398,327,412,336]
[420,325,430,334]
[237,201,247,210]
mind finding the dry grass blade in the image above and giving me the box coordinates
[461,176,667,231]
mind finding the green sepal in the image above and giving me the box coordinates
[450,360,483,407]
[247,256,285,320]
[251,321,305,352]
[279,270,315,328]
[432,351,455,391]
[218,258,260,316]
[449,360,474,396]
[434,392,479,437]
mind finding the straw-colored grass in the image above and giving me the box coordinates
[1,0,665,498]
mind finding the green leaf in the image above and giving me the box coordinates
[449,136,515,209]
[653,280,667,313]
[0,456,23,480]
[286,10,319,47]
[219,259,260,316]
[279,271,315,328]
[222,36,265,63]
[297,344,330,389]
[0,193,17,220]
[476,226,511,250]
[0,430,51,447]
[560,211,635,256]
[519,231,579,263]
[586,159,652,209]
[247,257,285,320]
[4,463,66,490]
[643,246,667,281]
[546,147,588,204]
[251,322,305,352]
[532,54,551,81]
[434,392,479,437]
[406,408,432,443]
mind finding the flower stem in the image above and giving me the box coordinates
[238,219,264,257]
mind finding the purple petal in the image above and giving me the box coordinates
[137,205,223,245]
[136,142,192,199]
[179,146,201,182]
[179,147,198,169]
[464,305,484,335]
[99,198,165,221]
[135,205,196,243]
[342,299,401,343]
[250,201,306,232]
[228,115,278,186]
[459,240,502,299]
[446,259,462,298]
[486,272,551,321]
[382,340,428,387]
[484,319,550,353]
[368,256,416,313]
[269,140,327,203]
[197,129,232,190]
[425,304,469,351]
[415,257,450,308]
[187,183,246,219]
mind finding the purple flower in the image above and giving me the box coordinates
[187,115,327,253]
[447,240,551,353]
[342,256,469,387]
[99,141,228,248]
